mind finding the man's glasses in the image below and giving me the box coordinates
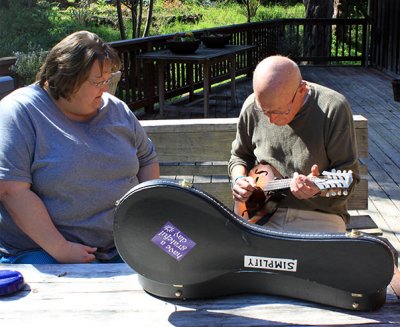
[88,73,115,89]
[254,82,303,115]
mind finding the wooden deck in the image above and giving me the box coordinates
[139,66,400,262]
[1,263,399,326]
[302,67,400,264]
[1,67,399,325]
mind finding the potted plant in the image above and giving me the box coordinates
[200,32,231,48]
[166,32,201,55]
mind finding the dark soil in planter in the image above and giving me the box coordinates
[392,79,400,102]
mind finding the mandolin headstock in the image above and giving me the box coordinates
[315,170,353,197]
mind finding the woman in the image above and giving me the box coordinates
[0,31,160,264]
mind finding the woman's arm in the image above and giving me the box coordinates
[137,162,160,183]
[0,180,97,263]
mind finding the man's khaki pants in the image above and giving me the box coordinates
[265,208,346,233]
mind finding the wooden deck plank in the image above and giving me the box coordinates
[1,263,399,326]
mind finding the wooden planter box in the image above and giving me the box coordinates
[0,57,16,76]
[392,79,400,102]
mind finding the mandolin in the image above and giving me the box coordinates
[233,164,354,225]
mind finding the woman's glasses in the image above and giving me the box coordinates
[88,73,116,89]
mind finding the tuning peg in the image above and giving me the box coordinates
[331,168,336,173]
[343,190,348,196]
[330,191,337,197]
[325,192,330,197]
[337,190,342,196]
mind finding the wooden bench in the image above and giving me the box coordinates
[141,115,372,231]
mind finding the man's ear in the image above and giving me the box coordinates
[298,81,308,95]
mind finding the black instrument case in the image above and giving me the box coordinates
[114,179,395,311]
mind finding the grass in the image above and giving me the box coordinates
[256,3,305,20]
[153,3,247,35]
[152,2,305,36]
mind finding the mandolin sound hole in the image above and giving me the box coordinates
[246,187,266,213]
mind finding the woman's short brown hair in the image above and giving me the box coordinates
[37,30,121,100]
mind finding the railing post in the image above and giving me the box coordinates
[143,42,156,114]
[246,29,254,78]
[143,61,155,114]
[363,18,369,67]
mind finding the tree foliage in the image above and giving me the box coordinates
[0,0,57,57]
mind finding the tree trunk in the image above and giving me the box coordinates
[303,0,333,64]
[130,0,138,39]
[333,0,367,48]
[116,0,126,40]
[117,0,155,39]
[334,0,367,18]
[136,0,143,38]
[333,0,349,18]
[332,0,349,45]
[242,0,259,23]
[142,0,154,37]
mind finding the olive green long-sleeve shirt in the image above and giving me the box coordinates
[229,82,359,222]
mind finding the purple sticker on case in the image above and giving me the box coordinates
[151,221,196,261]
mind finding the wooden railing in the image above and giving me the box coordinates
[109,18,367,114]
[369,0,400,77]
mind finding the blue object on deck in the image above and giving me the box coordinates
[0,270,25,296]
[0,75,15,100]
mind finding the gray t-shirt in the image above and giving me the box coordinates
[0,84,158,259]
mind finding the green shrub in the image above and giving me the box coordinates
[11,45,48,85]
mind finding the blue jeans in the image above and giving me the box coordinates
[0,250,124,264]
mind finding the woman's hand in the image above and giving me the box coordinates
[51,240,97,263]
[0,180,97,264]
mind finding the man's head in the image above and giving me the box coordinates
[252,55,307,126]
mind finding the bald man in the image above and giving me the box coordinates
[229,55,359,233]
